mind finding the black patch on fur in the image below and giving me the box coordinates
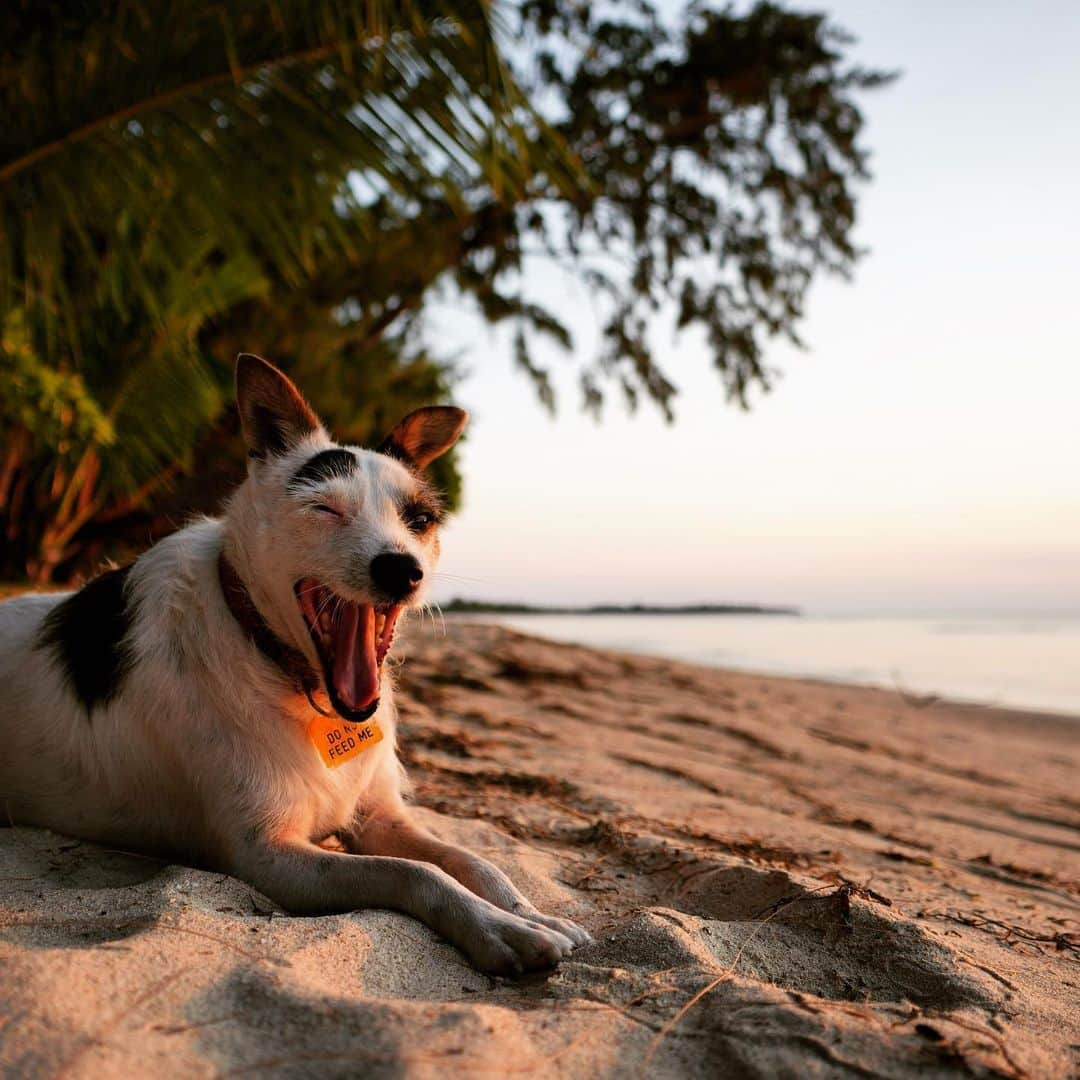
[35,566,135,714]
[287,448,358,490]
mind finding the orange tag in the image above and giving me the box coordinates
[307,715,383,768]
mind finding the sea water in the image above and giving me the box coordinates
[461,613,1080,718]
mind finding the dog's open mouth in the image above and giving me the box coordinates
[294,580,402,721]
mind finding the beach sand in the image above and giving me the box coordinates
[1,621,1077,1078]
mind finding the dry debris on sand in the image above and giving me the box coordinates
[1,622,1078,1078]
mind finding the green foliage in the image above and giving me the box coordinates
[0,0,890,580]
[1,0,565,577]
[1,312,113,449]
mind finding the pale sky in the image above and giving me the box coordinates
[428,1,1080,615]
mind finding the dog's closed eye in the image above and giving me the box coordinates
[313,504,344,519]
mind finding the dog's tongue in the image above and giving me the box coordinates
[331,603,379,711]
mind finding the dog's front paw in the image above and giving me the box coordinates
[461,909,578,975]
[522,910,592,948]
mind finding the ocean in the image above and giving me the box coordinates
[466,613,1080,718]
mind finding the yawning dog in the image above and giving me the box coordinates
[0,355,589,973]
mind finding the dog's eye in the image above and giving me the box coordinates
[314,504,343,518]
[408,511,435,532]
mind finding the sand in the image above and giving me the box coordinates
[1,621,1077,1078]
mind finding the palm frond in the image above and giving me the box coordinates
[0,0,582,366]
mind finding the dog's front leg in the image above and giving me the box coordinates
[340,811,590,948]
[225,833,578,974]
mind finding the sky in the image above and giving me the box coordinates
[428,1,1080,615]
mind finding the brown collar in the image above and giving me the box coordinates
[217,552,319,696]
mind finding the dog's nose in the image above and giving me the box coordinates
[370,552,423,600]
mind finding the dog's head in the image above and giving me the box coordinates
[229,353,466,721]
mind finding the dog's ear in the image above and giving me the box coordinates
[378,406,468,469]
[236,354,322,458]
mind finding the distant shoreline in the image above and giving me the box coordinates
[441,599,801,616]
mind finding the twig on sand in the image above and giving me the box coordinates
[936,1015,1032,1080]
[920,907,1079,960]
[640,883,837,1075]
[637,882,1035,1080]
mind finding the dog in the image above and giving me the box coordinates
[0,354,589,973]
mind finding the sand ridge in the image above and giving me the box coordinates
[1,621,1077,1077]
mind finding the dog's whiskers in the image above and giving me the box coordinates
[428,599,447,638]
[415,600,447,639]
[312,589,337,623]
[432,572,499,587]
